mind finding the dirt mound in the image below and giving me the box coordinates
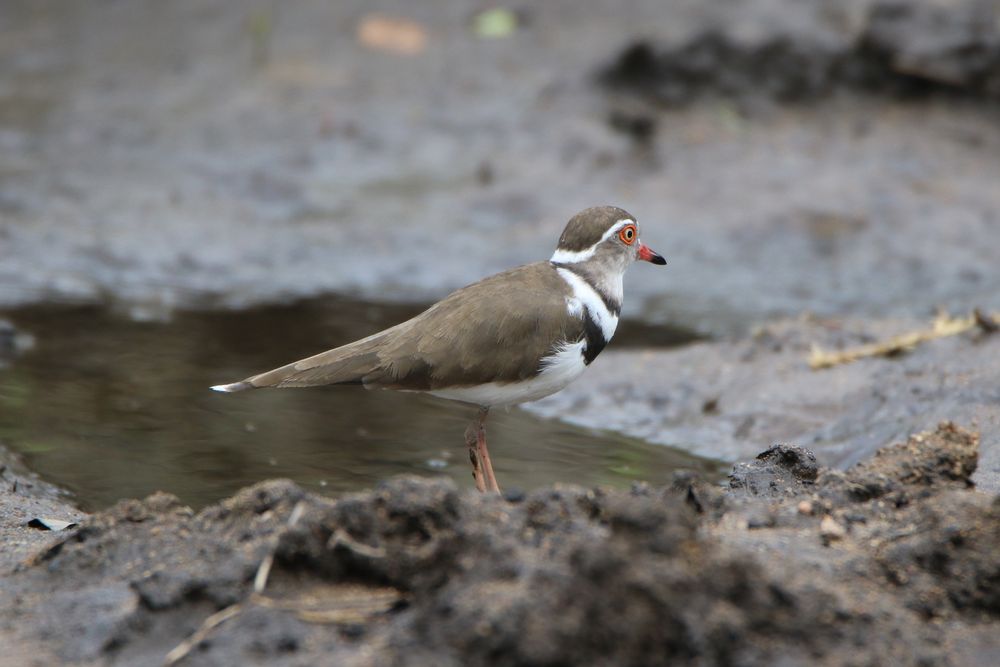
[729,444,820,497]
[818,420,979,504]
[1,422,996,665]
[878,491,1000,618]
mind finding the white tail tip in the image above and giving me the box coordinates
[211,382,252,393]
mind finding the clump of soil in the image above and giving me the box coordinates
[1,422,997,665]
[729,444,820,497]
[818,420,978,504]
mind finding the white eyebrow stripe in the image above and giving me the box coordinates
[549,218,634,264]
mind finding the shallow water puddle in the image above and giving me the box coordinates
[0,299,722,510]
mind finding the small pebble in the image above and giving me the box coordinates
[503,488,526,503]
[820,515,846,543]
[797,500,814,515]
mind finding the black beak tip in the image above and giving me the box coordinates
[652,255,667,265]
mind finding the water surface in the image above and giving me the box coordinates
[0,300,722,509]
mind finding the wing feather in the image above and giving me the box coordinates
[214,262,585,392]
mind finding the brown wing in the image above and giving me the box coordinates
[369,262,583,389]
[228,262,584,391]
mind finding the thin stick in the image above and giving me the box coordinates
[328,528,386,559]
[253,500,306,594]
[163,603,243,665]
[809,310,998,370]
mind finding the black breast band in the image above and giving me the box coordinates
[581,307,608,365]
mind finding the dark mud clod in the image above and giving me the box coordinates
[729,444,819,496]
[3,423,995,665]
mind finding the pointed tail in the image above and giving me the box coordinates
[210,381,253,393]
[209,328,394,393]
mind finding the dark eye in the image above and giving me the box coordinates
[619,224,636,245]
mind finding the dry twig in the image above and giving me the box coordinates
[163,604,244,665]
[165,501,308,665]
[253,501,307,594]
[254,586,402,625]
[809,310,999,370]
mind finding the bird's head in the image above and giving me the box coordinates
[550,206,666,274]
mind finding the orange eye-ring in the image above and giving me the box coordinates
[619,224,637,245]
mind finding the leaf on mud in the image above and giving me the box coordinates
[472,8,519,38]
[357,14,428,56]
[26,517,78,531]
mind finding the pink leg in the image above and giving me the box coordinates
[474,407,501,494]
[465,421,487,493]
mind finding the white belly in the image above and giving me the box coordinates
[427,340,588,407]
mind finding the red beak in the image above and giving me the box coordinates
[637,243,666,265]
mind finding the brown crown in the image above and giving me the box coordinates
[556,206,635,252]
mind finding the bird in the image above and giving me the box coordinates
[211,206,666,493]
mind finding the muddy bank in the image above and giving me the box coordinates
[531,314,1000,493]
[0,422,997,665]
[1,0,998,334]
[600,0,1000,104]
[0,441,84,568]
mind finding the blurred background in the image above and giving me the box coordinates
[1,0,998,508]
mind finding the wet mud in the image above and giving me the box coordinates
[1,2,999,663]
[600,0,1000,104]
[1,0,998,335]
[531,314,1000,494]
[0,423,997,665]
